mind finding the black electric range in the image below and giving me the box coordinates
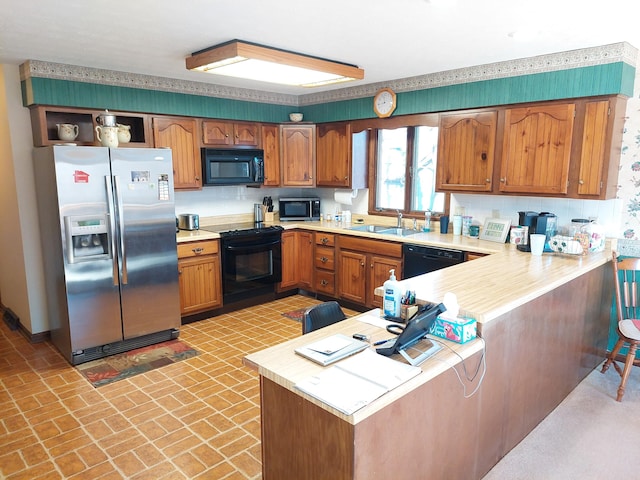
[200,223,284,305]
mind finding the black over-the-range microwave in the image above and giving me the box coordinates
[201,148,264,186]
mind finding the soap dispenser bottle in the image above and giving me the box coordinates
[383,269,402,319]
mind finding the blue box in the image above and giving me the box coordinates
[429,315,477,344]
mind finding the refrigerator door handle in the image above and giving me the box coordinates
[105,176,119,286]
[113,175,128,285]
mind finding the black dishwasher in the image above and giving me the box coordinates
[402,244,465,278]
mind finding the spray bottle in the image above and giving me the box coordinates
[383,269,402,318]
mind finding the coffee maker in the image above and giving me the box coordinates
[517,211,557,252]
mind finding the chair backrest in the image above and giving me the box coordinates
[302,301,347,334]
[612,251,640,323]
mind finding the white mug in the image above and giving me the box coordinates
[95,125,119,148]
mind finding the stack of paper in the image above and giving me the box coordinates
[294,349,422,415]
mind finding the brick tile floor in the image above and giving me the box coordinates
[0,294,350,479]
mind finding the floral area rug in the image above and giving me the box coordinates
[281,308,306,322]
[76,339,199,387]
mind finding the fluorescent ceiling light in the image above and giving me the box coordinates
[186,40,364,88]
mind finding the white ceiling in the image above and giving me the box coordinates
[2,0,640,96]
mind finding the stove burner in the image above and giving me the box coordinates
[201,223,284,238]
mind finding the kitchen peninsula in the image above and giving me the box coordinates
[229,219,613,479]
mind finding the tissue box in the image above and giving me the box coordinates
[429,315,477,344]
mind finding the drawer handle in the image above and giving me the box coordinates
[192,247,204,254]
[321,280,329,286]
[320,256,329,263]
[321,237,329,244]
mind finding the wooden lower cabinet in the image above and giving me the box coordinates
[177,240,222,315]
[337,236,402,308]
[279,230,313,291]
[314,233,336,295]
[298,231,314,290]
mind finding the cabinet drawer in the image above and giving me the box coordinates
[315,246,335,270]
[177,240,219,258]
[338,235,402,258]
[315,232,335,247]
[315,270,335,295]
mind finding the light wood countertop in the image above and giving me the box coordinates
[178,219,613,326]
[243,310,485,425]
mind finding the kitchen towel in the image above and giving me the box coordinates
[334,189,358,206]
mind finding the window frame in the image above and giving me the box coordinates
[367,121,449,220]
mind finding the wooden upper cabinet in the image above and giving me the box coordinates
[316,123,368,189]
[573,97,626,199]
[577,100,609,197]
[202,120,260,147]
[500,103,575,195]
[436,111,497,192]
[261,124,281,186]
[281,124,316,187]
[152,116,201,190]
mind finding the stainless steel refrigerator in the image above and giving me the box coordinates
[34,145,180,365]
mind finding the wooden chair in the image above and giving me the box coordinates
[601,251,640,401]
[302,301,347,334]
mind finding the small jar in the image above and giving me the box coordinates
[568,218,590,237]
[584,221,605,252]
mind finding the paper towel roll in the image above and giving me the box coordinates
[334,189,358,205]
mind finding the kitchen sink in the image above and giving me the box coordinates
[347,224,392,233]
[347,225,419,236]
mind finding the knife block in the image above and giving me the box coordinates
[261,205,274,222]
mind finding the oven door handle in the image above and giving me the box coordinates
[225,239,281,251]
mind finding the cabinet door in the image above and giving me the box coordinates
[338,250,367,304]
[298,231,314,290]
[500,104,575,194]
[281,125,316,186]
[234,122,260,146]
[316,123,350,187]
[577,100,609,197]
[261,124,281,186]
[202,120,234,146]
[369,256,402,308]
[153,117,201,189]
[279,231,298,291]
[437,111,497,192]
[178,255,221,315]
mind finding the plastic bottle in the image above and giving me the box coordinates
[424,210,432,232]
[383,269,402,318]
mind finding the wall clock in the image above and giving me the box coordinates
[373,88,397,118]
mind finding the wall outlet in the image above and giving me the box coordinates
[492,209,500,218]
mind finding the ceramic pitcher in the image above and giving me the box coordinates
[117,124,131,143]
[95,125,119,148]
[56,123,78,142]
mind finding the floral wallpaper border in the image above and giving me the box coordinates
[619,52,640,240]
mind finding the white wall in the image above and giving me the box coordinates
[175,186,370,220]
[0,64,48,333]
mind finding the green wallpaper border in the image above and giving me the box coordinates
[23,62,634,124]
[23,78,294,123]
[302,62,635,123]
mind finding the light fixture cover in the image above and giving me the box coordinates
[186,40,364,88]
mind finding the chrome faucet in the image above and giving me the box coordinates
[396,210,403,228]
